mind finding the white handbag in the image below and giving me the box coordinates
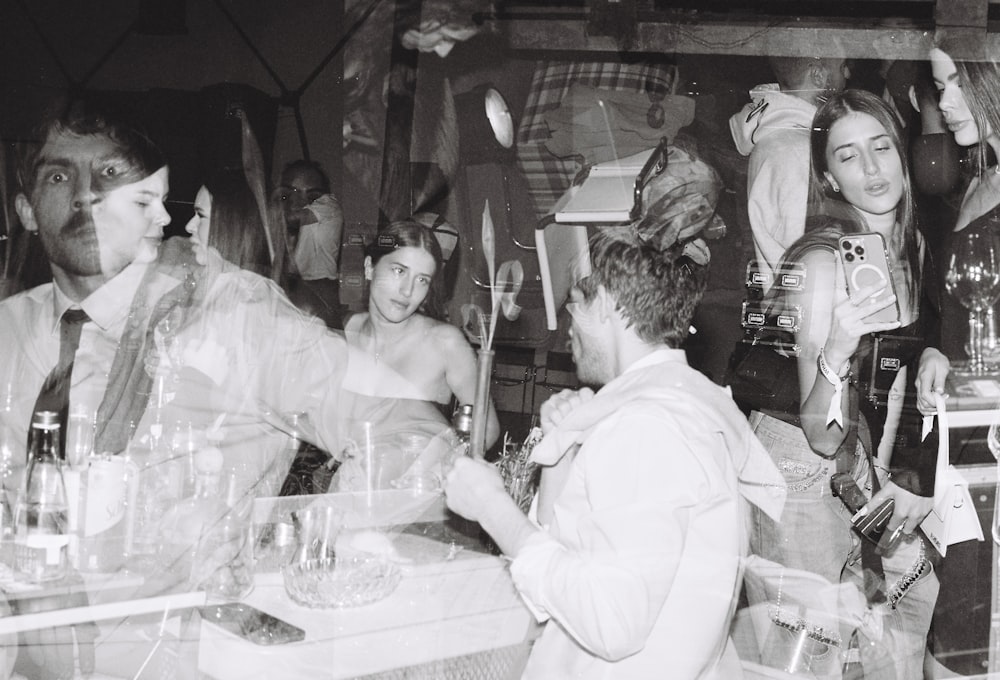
[919,392,984,556]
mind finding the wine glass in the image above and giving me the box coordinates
[945,228,1000,374]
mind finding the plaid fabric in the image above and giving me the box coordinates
[515,61,679,219]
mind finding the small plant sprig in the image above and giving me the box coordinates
[462,200,524,350]
[494,427,543,514]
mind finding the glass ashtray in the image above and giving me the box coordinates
[281,556,401,608]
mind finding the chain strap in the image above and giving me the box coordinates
[768,569,843,648]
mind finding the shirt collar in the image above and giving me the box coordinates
[49,286,76,334]
[51,261,152,333]
[621,347,687,375]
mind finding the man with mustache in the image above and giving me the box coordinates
[1,97,362,678]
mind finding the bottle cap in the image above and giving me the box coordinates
[31,411,59,430]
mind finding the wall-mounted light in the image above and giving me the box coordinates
[455,84,515,163]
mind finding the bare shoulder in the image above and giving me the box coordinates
[343,312,367,336]
[426,318,473,352]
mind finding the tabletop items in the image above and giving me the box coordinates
[0,408,263,601]
[159,447,255,600]
[13,411,71,583]
[281,555,401,608]
[945,227,1000,375]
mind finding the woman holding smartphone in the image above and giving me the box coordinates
[743,89,947,679]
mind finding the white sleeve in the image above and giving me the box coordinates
[746,134,810,271]
[294,194,343,281]
[508,412,708,661]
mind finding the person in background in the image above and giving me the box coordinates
[186,166,287,283]
[926,43,1000,679]
[444,230,785,679]
[277,160,341,282]
[930,45,1000,364]
[730,55,849,291]
[332,220,499,491]
[884,59,960,274]
[275,159,344,327]
[743,89,946,679]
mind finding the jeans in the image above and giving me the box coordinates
[743,412,939,680]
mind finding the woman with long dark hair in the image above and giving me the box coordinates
[342,220,498,450]
[931,45,1000,364]
[186,166,287,284]
[743,89,946,679]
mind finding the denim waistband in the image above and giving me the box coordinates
[749,410,863,496]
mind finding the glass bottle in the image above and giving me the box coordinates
[171,420,204,499]
[290,509,318,565]
[452,404,473,451]
[0,434,15,543]
[159,446,254,599]
[14,411,70,582]
[196,470,255,601]
[127,376,182,572]
[158,445,228,589]
[255,522,297,573]
[0,386,19,541]
[76,451,131,573]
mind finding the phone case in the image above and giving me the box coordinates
[830,472,894,544]
[199,603,306,645]
[854,498,894,544]
[838,233,899,324]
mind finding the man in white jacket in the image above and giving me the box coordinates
[729,56,849,290]
[443,231,785,679]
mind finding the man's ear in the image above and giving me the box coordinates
[14,194,38,233]
[595,284,617,322]
[364,255,373,281]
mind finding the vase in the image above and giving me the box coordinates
[469,349,495,459]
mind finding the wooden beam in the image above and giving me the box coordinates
[494,0,1000,60]
[936,0,989,29]
[497,17,943,60]
[935,0,989,60]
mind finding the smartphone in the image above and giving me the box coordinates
[830,472,894,545]
[838,233,899,324]
[199,603,305,645]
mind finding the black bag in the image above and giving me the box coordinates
[726,338,801,416]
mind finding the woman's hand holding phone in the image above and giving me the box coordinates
[863,480,934,540]
[839,232,901,324]
[823,280,901,372]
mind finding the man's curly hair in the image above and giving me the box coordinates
[577,231,708,348]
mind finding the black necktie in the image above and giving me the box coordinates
[32,308,90,458]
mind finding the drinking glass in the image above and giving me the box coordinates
[945,228,1000,374]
